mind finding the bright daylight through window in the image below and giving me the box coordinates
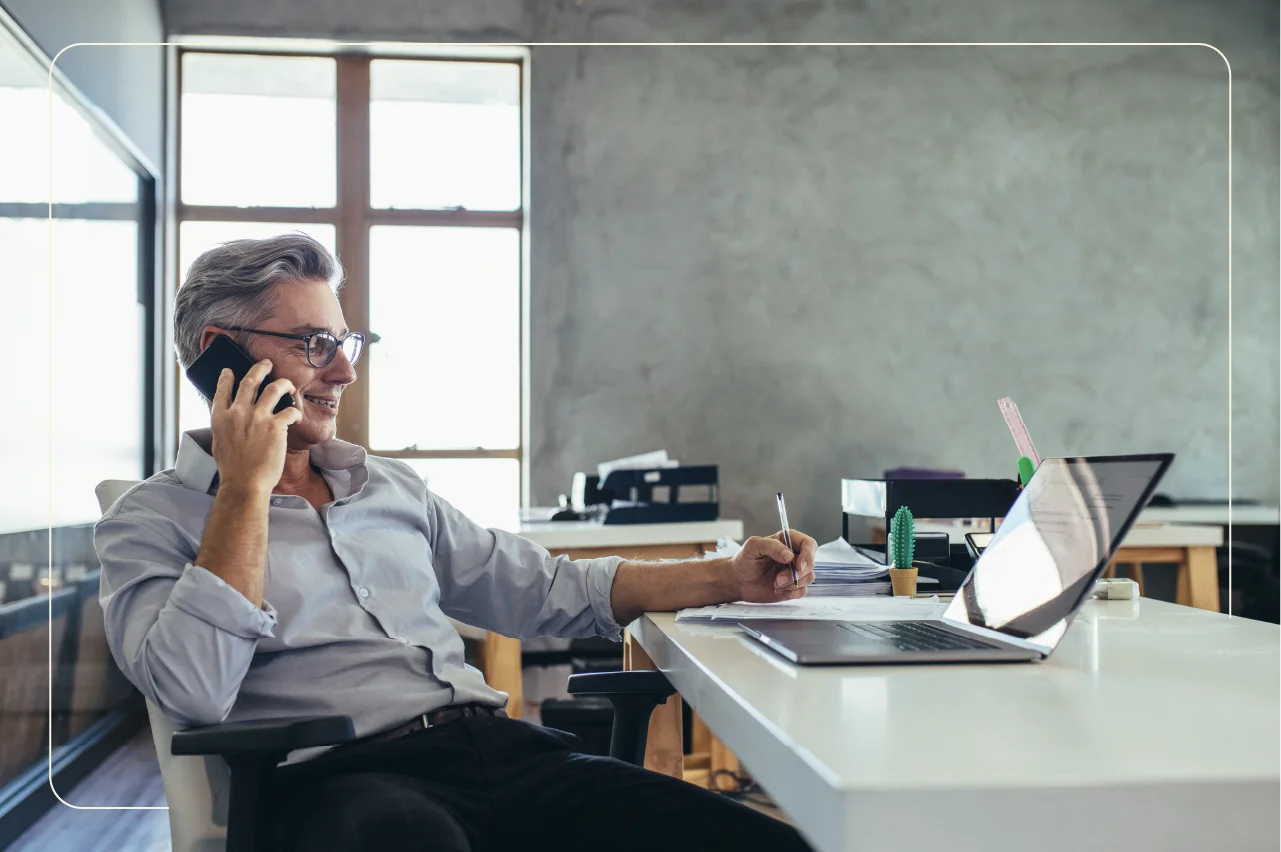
[177,50,524,525]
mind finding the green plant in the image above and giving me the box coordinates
[890,506,915,569]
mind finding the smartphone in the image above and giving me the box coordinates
[185,333,295,414]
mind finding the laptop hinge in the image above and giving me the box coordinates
[943,618,1052,656]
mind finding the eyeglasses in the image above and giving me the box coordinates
[223,326,365,369]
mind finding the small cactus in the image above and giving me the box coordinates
[890,506,915,569]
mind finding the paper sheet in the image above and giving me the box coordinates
[596,450,680,482]
[813,537,884,568]
[676,595,946,623]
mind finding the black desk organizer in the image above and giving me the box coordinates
[841,477,1021,591]
[583,465,720,525]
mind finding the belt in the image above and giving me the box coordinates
[357,703,507,747]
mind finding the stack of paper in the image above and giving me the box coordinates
[596,450,680,482]
[677,596,946,623]
[809,538,888,595]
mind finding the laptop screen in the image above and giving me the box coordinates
[942,455,1171,649]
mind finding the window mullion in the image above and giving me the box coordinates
[335,55,372,450]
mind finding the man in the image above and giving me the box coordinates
[96,233,819,852]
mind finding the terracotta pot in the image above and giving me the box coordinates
[889,567,918,596]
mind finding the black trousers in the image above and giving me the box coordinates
[267,714,813,852]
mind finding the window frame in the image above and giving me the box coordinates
[170,42,531,506]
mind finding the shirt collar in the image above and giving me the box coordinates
[175,428,369,496]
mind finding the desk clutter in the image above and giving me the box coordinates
[553,450,721,525]
[841,474,1019,592]
[708,536,939,597]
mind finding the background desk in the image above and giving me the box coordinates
[630,600,1280,852]
[1111,523,1224,612]
[452,519,744,716]
[881,520,1228,613]
[1139,505,1281,526]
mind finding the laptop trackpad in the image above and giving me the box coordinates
[743,620,889,652]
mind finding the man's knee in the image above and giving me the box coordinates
[276,773,469,852]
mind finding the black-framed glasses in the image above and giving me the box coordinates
[224,326,365,368]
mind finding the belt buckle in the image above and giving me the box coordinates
[419,712,431,729]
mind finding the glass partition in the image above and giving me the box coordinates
[0,13,156,825]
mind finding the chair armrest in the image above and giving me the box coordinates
[567,670,675,698]
[171,716,354,852]
[171,715,355,756]
[566,671,676,766]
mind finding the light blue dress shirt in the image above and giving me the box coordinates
[95,429,623,750]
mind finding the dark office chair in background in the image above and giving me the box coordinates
[1220,539,1280,623]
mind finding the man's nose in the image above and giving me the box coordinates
[324,348,359,384]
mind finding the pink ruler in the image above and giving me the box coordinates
[998,397,1041,467]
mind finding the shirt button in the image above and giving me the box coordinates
[271,498,282,506]
[397,637,409,644]
[358,588,370,599]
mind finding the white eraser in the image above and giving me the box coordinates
[1093,578,1138,600]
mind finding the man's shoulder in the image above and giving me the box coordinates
[364,453,426,490]
[360,455,440,522]
[96,469,197,532]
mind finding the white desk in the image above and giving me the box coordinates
[515,518,743,553]
[1123,523,1223,547]
[631,600,1280,852]
[1111,523,1224,611]
[1139,505,1280,526]
[909,520,1224,548]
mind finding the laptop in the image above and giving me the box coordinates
[739,453,1173,665]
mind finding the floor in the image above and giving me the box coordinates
[8,729,170,852]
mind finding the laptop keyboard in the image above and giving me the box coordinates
[840,621,997,652]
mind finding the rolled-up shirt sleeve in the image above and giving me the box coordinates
[95,509,276,726]
[425,490,624,641]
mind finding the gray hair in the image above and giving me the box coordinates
[173,232,345,369]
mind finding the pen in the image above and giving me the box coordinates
[775,492,798,588]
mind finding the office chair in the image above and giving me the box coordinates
[95,480,677,852]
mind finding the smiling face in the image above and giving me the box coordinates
[199,278,357,450]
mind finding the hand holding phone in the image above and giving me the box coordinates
[186,334,301,494]
[186,334,295,412]
[209,360,302,494]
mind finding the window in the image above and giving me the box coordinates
[176,49,527,524]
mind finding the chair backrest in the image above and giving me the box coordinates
[97,479,230,852]
[146,700,229,852]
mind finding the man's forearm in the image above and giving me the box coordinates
[609,557,738,626]
[193,485,272,607]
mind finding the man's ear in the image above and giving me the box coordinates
[198,326,227,354]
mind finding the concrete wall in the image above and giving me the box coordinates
[2,0,165,169]
[164,0,1279,543]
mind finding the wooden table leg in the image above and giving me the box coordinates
[1182,547,1221,613]
[682,713,713,788]
[482,631,524,717]
[624,630,683,779]
[1116,547,1195,607]
[709,733,741,789]
[1129,563,1145,596]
